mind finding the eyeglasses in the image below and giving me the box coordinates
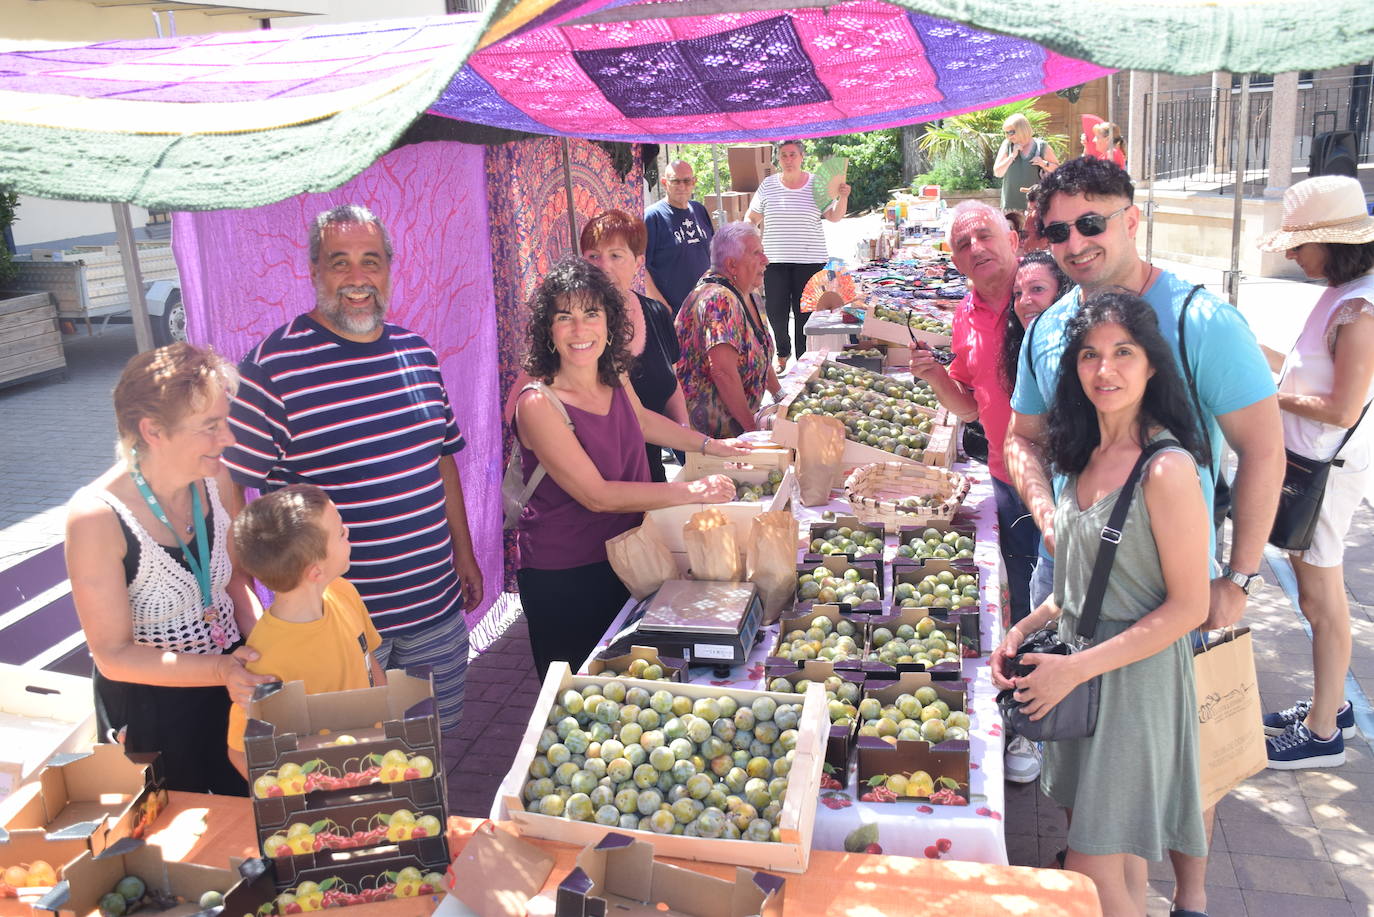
[667,178,696,186]
[1004,129,1017,136]
[1041,206,1128,245]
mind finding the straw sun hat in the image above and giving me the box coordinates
[1258,175,1374,251]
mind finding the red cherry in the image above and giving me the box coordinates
[411,827,428,838]
[924,846,940,858]
[976,806,991,816]
[267,785,284,797]
[285,904,303,914]
[936,838,952,852]
[917,805,934,813]
[864,843,883,855]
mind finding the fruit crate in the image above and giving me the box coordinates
[831,346,885,374]
[0,745,166,858]
[252,777,446,862]
[859,310,953,349]
[33,843,235,917]
[0,665,97,806]
[243,669,442,807]
[889,560,982,656]
[494,663,828,874]
[761,661,864,772]
[793,556,882,616]
[586,646,686,682]
[894,521,977,563]
[680,446,792,488]
[802,516,886,563]
[843,462,969,533]
[862,608,963,676]
[0,831,88,917]
[854,673,970,806]
[223,839,450,915]
[768,605,870,671]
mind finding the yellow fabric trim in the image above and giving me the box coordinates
[477,0,567,49]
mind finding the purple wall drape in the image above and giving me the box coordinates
[172,141,503,635]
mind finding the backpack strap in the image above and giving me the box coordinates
[1024,311,1043,389]
[504,382,575,529]
[1175,284,1216,473]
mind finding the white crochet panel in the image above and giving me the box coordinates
[93,476,241,655]
[1326,297,1374,352]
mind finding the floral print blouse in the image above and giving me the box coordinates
[674,276,774,438]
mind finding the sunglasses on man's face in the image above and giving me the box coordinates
[1041,206,1128,245]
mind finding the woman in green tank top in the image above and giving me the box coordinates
[994,112,1058,213]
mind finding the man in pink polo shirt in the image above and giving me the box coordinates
[910,200,1043,781]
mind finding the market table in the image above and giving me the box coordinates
[143,793,1100,916]
[801,310,856,354]
[571,439,1013,865]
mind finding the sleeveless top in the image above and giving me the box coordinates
[1000,138,1045,211]
[89,476,241,655]
[1279,270,1374,463]
[629,292,682,417]
[515,384,650,571]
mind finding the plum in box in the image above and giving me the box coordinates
[33,843,235,917]
[769,605,868,671]
[862,609,963,678]
[794,555,881,616]
[889,559,982,655]
[587,646,686,682]
[761,661,863,772]
[803,516,886,563]
[243,668,442,807]
[555,833,784,917]
[855,673,969,805]
[252,777,446,864]
[222,840,450,915]
[494,663,828,874]
[0,745,166,858]
[894,520,977,562]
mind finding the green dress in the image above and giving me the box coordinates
[999,138,1044,211]
[1040,441,1208,860]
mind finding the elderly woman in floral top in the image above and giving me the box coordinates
[674,222,782,436]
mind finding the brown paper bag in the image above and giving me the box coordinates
[796,414,847,506]
[682,508,742,581]
[605,524,678,599]
[1193,627,1267,809]
[746,511,798,624]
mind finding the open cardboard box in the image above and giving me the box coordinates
[802,515,885,563]
[793,555,881,616]
[495,664,827,874]
[586,646,686,682]
[889,559,982,655]
[34,843,234,917]
[760,661,862,772]
[861,609,963,677]
[895,519,978,559]
[252,777,446,863]
[770,605,870,672]
[0,667,97,808]
[243,668,443,810]
[555,833,784,917]
[0,745,165,858]
[854,672,969,804]
[0,831,88,917]
[442,820,553,917]
[859,310,952,349]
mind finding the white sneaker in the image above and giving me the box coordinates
[1005,735,1042,784]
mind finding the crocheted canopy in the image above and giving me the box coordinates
[2,0,1372,210]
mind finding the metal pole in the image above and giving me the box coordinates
[1226,75,1252,305]
[710,144,726,226]
[113,203,154,353]
[1145,73,1158,261]
[561,137,578,254]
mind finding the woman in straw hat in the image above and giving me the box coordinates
[1255,175,1374,769]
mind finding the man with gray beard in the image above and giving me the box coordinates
[223,204,482,735]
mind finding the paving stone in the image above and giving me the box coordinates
[1319,829,1374,870]
[1003,833,1039,868]
[1230,852,1346,898]
[1296,768,1374,801]
[1308,798,1374,831]
[1222,823,1327,860]
[1240,889,1358,917]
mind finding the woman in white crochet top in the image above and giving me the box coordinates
[65,343,274,794]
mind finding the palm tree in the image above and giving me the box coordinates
[918,99,1068,182]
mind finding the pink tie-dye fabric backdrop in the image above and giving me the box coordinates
[172,140,503,633]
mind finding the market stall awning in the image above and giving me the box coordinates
[2,0,1373,210]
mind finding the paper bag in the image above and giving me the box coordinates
[682,508,743,581]
[605,524,678,599]
[796,414,847,506]
[1193,627,1267,809]
[746,511,798,624]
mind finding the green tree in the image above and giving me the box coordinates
[0,189,18,287]
[917,99,1068,183]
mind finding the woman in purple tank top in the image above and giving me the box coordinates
[512,258,743,678]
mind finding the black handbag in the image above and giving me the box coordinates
[961,420,989,464]
[996,440,1176,741]
[1268,402,1370,551]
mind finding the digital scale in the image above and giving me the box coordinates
[607,580,764,676]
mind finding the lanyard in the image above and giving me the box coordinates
[128,465,213,614]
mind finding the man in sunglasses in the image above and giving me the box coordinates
[1004,156,1284,917]
[645,160,715,315]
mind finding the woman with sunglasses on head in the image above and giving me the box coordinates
[992,291,1211,917]
[995,113,1059,215]
[1253,175,1374,768]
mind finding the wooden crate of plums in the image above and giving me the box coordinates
[496,663,828,874]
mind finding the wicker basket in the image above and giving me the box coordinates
[843,461,969,533]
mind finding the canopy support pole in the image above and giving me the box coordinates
[562,137,578,254]
[113,203,154,354]
[710,144,726,226]
[1225,74,1252,306]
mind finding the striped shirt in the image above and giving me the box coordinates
[748,173,830,264]
[223,315,465,634]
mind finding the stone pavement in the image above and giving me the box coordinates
[3,256,1373,916]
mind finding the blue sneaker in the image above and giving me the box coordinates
[1266,722,1345,770]
[1262,699,1356,739]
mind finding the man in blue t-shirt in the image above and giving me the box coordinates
[1005,157,1284,917]
[644,160,715,314]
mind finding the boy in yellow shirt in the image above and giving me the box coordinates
[227,484,384,777]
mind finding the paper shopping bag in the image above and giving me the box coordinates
[683,508,743,581]
[1193,627,1267,809]
[796,414,847,507]
[746,511,798,624]
[605,524,679,599]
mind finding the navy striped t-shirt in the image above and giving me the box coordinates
[223,315,465,634]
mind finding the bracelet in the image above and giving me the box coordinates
[700,435,711,454]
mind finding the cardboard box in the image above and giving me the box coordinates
[681,447,792,489]
[889,559,982,655]
[33,843,234,917]
[0,746,165,858]
[587,647,686,682]
[252,777,446,862]
[854,672,969,804]
[803,516,886,562]
[219,840,450,915]
[859,310,953,349]
[555,833,784,917]
[727,145,774,194]
[861,607,963,676]
[496,664,827,874]
[0,667,97,806]
[895,520,978,560]
[444,820,554,917]
[0,831,88,917]
[243,669,442,808]
[793,556,881,616]
[769,605,869,671]
[760,661,862,772]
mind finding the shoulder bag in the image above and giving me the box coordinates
[502,382,574,530]
[1269,401,1371,551]
[996,439,1177,741]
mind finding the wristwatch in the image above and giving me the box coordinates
[1222,564,1265,596]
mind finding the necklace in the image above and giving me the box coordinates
[1137,263,1156,296]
